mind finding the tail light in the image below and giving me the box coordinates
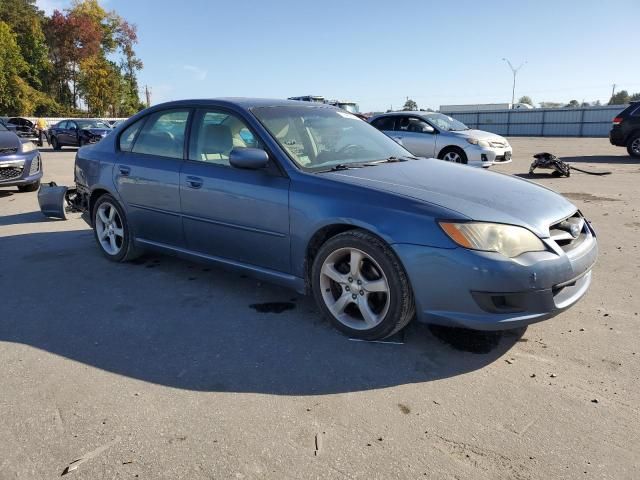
[612,116,623,125]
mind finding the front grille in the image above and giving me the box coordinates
[549,211,588,252]
[0,147,18,156]
[0,165,24,181]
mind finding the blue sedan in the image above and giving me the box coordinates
[0,121,42,192]
[72,98,597,340]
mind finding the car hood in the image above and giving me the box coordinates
[0,130,20,152]
[83,128,110,136]
[448,129,508,143]
[325,159,576,238]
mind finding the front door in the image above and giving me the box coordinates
[180,108,290,273]
[113,109,190,247]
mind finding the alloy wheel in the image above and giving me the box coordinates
[632,138,640,155]
[319,247,391,330]
[95,202,124,255]
[443,151,462,163]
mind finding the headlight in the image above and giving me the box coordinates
[21,141,37,153]
[439,221,546,258]
[466,138,490,148]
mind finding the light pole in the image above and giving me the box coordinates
[502,58,526,107]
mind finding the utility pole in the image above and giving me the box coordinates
[611,83,616,100]
[502,58,527,108]
[145,85,151,107]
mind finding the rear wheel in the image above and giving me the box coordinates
[311,230,415,340]
[439,147,468,164]
[92,194,140,262]
[627,134,640,158]
[18,181,40,193]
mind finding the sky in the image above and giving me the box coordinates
[37,0,640,112]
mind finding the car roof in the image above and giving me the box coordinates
[150,97,338,110]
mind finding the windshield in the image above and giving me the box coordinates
[252,106,412,171]
[76,120,111,129]
[422,113,469,131]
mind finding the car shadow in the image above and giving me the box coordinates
[0,229,525,395]
[560,154,637,165]
[0,211,61,226]
[0,189,15,197]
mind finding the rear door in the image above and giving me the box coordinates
[394,116,437,157]
[113,109,190,247]
[180,108,291,272]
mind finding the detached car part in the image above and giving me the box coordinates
[38,182,83,219]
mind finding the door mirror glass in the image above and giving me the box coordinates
[229,147,269,169]
[421,124,435,134]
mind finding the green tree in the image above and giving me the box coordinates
[0,0,49,90]
[609,90,629,105]
[539,101,563,109]
[0,21,29,115]
[630,92,640,102]
[403,98,418,111]
[518,95,533,105]
[565,99,580,108]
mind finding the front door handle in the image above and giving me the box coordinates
[186,176,203,189]
[118,165,131,176]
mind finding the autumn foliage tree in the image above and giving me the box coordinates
[0,0,144,117]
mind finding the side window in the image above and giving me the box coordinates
[119,119,145,152]
[132,110,189,159]
[69,121,77,130]
[189,109,263,166]
[372,116,395,131]
[397,117,411,131]
[58,121,68,129]
[406,118,431,133]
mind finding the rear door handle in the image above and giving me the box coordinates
[186,176,203,189]
[118,165,131,176]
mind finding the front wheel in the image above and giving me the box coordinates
[311,230,415,340]
[18,181,40,193]
[627,134,640,158]
[439,147,468,164]
[92,194,140,262]
[51,136,61,150]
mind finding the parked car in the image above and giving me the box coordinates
[68,98,596,340]
[369,112,512,168]
[609,102,640,158]
[0,121,43,192]
[3,117,37,138]
[48,119,112,150]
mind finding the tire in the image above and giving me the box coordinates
[18,180,40,193]
[627,134,640,158]
[51,136,61,150]
[92,194,140,262]
[311,229,415,340]
[439,147,468,164]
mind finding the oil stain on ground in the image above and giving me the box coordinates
[561,192,620,202]
[250,302,296,313]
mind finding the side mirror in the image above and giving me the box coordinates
[421,125,435,134]
[229,147,269,170]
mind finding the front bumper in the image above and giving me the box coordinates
[0,150,43,187]
[393,224,597,331]
[464,144,513,168]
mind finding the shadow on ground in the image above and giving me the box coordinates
[0,211,61,226]
[0,229,524,395]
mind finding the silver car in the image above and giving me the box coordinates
[370,111,513,168]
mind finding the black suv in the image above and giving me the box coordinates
[609,102,640,158]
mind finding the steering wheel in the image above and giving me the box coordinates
[336,144,364,156]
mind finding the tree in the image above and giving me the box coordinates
[609,90,629,105]
[0,0,49,90]
[630,92,640,102]
[0,21,29,115]
[565,99,580,108]
[402,98,418,111]
[518,95,533,106]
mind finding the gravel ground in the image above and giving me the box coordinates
[0,137,638,479]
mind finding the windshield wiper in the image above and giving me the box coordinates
[363,156,414,166]
[327,163,361,172]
